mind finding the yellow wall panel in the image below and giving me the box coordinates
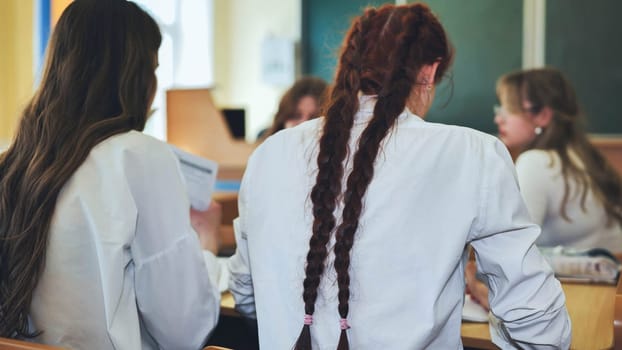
[51,0,72,26]
[0,0,34,142]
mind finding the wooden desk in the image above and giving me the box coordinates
[212,192,238,255]
[212,192,238,226]
[220,291,239,318]
[613,266,622,349]
[221,282,616,349]
[591,135,622,176]
[461,282,616,350]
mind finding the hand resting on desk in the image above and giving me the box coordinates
[465,246,621,314]
[465,260,490,311]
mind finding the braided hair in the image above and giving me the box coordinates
[294,3,453,349]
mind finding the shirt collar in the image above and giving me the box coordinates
[355,94,424,124]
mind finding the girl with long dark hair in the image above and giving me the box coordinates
[0,1,221,348]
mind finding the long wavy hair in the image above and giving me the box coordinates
[0,0,161,337]
[497,68,622,226]
[293,3,453,349]
[266,76,328,137]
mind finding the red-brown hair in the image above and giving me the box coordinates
[294,3,453,349]
[266,76,328,137]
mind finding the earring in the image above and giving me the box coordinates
[534,126,543,135]
[426,84,432,91]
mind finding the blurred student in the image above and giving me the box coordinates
[228,3,570,349]
[494,67,622,252]
[467,67,622,311]
[0,1,221,348]
[260,76,328,139]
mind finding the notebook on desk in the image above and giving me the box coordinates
[462,294,489,322]
[541,246,621,285]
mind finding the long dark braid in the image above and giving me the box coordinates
[293,10,369,350]
[333,8,430,349]
[295,4,453,349]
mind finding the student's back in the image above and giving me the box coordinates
[31,131,219,349]
[228,4,570,348]
[231,100,570,348]
[0,1,220,348]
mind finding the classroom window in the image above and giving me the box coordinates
[133,0,215,140]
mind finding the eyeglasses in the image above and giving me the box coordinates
[494,104,541,120]
[493,105,509,120]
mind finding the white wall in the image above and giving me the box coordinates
[522,0,546,68]
[213,0,301,141]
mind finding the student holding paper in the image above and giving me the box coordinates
[0,1,220,348]
[228,3,570,349]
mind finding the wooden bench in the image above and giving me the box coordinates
[0,338,65,350]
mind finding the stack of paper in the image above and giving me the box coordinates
[462,294,489,322]
[541,247,620,284]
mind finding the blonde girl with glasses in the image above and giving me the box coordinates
[493,67,622,252]
[468,67,622,312]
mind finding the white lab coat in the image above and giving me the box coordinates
[516,149,622,253]
[228,95,571,349]
[30,131,221,349]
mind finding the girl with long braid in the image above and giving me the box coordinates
[229,3,571,349]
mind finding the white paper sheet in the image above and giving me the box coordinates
[462,294,489,323]
[169,145,219,211]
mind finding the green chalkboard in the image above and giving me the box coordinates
[301,0,391,82]
[302,1,523,134]
[418,0,523,134]
[546,0,622,134]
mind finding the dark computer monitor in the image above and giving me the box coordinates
[220,108,246,139]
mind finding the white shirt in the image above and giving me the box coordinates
[228,96,571,349]
[516,149,622,253]
[30,131,221,350]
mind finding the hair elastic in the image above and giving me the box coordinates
[304,314,313,325]
[340,318,351,330]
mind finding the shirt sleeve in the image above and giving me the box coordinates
[125,138,221,349]
[469,140,571,349]
[515,150,555,226]
[227,151,257,319]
